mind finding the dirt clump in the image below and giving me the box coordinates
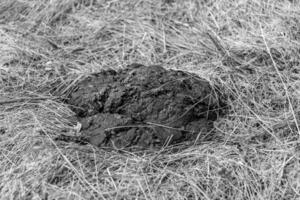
[61,64,225,149]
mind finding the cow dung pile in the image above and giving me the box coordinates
[57,64,225,150]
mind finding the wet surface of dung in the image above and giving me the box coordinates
[62,64,225,149]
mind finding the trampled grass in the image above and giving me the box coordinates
[0,0,299,199]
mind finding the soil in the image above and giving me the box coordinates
[59,64,225,149]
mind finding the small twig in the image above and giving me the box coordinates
[206,31,228,57]
[0,97,58,105]
[146,122,189,132]
[104,124,149,131]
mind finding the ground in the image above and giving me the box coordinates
[0,0,299,199]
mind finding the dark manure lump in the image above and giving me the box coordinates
[58,64,226,149]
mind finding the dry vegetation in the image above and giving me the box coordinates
[0,0,299,199]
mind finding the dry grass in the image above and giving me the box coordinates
[0,0,299,199]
